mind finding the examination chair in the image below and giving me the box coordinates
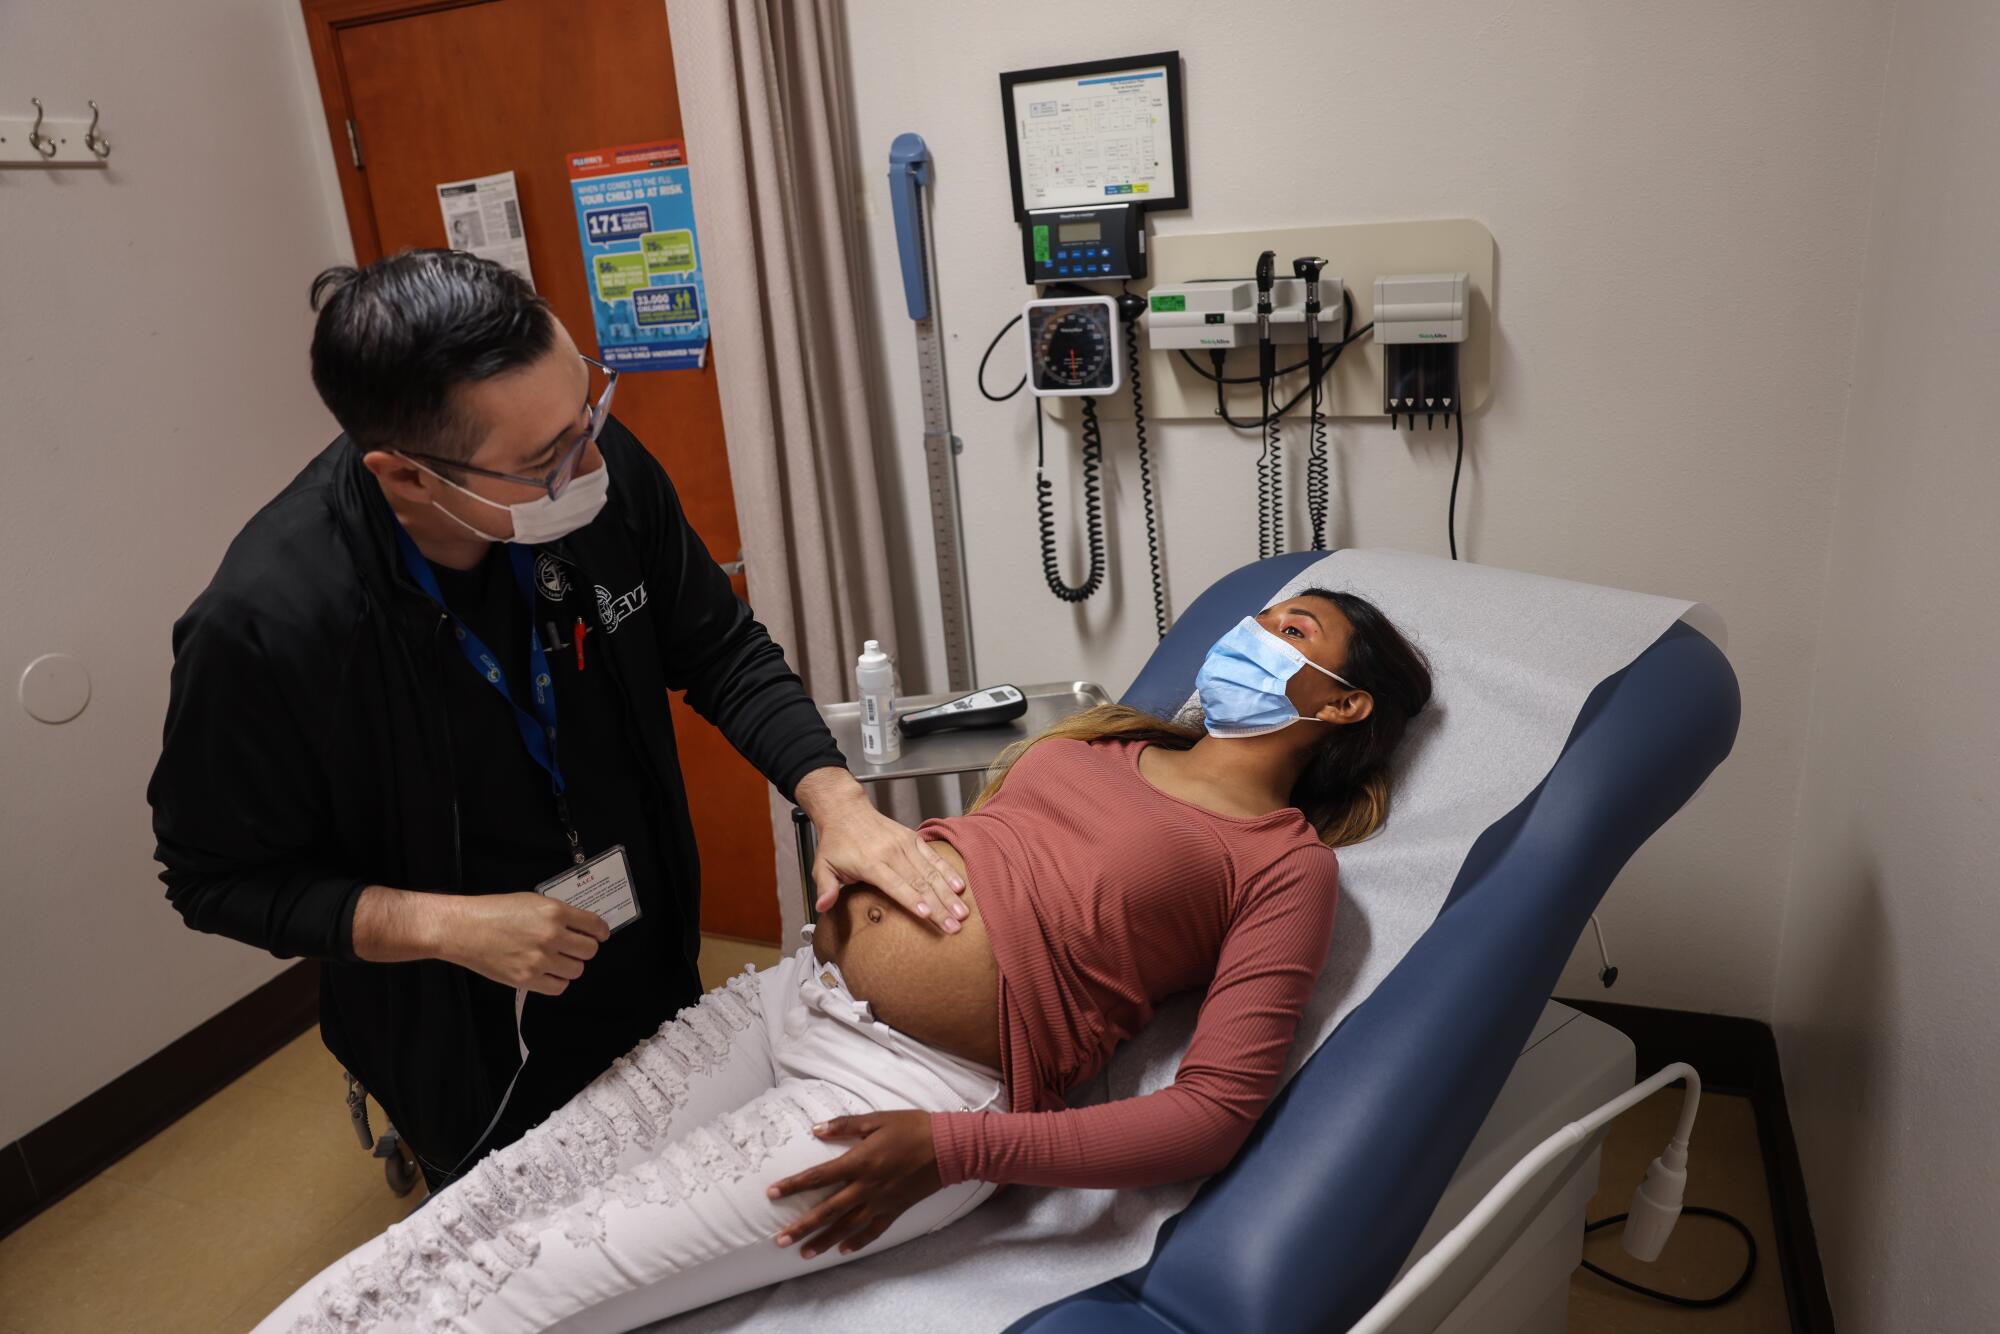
[1007,552,1741,1334]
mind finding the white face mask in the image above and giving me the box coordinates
[401,453,611,545]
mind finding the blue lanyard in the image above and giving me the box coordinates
[393,524,565,797]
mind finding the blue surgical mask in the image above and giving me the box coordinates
[1195,616,1359,738]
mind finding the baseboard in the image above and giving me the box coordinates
[1561,997,1838,1334]
[0,961,321,1241]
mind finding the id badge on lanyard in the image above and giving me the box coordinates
[392,523,586,864]
[394,524,605,1174]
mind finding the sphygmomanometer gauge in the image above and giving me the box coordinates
[1024,296,1121,397]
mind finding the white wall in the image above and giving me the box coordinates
[1773,0,2000,1327]
[841,0,1892,1016]
[0,0,353,1144]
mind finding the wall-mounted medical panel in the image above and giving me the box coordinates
[1049,218,1494,423]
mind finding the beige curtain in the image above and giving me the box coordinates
[667,0,913,947]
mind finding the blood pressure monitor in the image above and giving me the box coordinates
[1024,295,1121,397]
[1021,205,1146,288]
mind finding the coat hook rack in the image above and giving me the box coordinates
[28,97,58,158]
[1,96,113,169]
[84,101,111,159]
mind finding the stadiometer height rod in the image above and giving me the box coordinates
[887,133,974,695]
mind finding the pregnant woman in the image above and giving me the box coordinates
[260,589,1432,1334]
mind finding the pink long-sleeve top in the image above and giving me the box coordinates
[920,736,1339,1190]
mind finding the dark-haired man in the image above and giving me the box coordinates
[149,250,965,1190]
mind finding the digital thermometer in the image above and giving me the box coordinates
[897,685,1028,738]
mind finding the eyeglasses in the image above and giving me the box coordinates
[404,354,619,500]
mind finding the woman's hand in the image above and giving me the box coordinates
[794,768,967,933]
[766,1111,944,1259]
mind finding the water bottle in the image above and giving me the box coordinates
[856,640,900,764]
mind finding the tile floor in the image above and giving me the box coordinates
[0,945,1790,1333]
[0,936,782,1334]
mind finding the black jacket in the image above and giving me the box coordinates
[149,421,842,1168]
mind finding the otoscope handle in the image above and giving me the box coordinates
[1255,250,1277,367]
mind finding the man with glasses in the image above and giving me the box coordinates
[149,250,966,1191]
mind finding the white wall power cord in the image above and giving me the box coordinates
[1346,1062,1701,1334]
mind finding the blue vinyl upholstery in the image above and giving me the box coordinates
[1009,554,1741,1333]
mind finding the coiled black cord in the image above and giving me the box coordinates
[1257,376,1282,558]
[1305,297,1351,551]
[1306,410,1329,551]
[1306,357,1329,551]
[1581,1207,1757,1309]
[1126,320,1167,639]
[1036,399,1105,601]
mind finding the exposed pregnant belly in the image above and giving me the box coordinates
[811,839,1002,1071]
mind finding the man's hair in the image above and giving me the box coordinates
[309,249,556,461]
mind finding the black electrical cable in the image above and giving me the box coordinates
[1306,377,1329,551]
[1304,295,1349,551]
[1449,407,1465,560]
[1214,293,1358,552]
[1254,251,1280,558]
[1258,376,1281,558]
[1208,335,1355,432]
[1213,357,1290,432]
[1183,323,1376,431]
[1035,399,1105,601]
[1580,1207,1758,1309]
[1187,350,1318,384]
[1176,321,1374,385]
[1204,350,1266,431]
[978,314,1026,402]
[1212,371,1238,429]
[1126,317,1168,639]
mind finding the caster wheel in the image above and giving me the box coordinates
[385,1143,419,1196]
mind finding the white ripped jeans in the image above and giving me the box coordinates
[258,930,1006,1334]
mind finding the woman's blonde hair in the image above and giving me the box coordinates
[968,589,1430,849]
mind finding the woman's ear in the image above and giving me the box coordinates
[1316,690,1373,726]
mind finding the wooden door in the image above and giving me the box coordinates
[302,0,780,943]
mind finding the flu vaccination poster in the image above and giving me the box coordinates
[567,140,709,372]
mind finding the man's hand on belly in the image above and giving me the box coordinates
[795,766,969,933]
[765,1110,945,1259]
